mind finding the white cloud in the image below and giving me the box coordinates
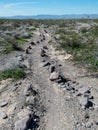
[4,2,39,8]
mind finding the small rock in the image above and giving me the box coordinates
[50,72,59,81]
[0,101,8,107]
[37,41,40,44]
[25,47,29,54]
[86,122,93,128]
[94,105,98,111]
[30,41,36,45]
[49,65,55,73]
[94,121,98,125]
[40,49,47,57]
[79,96,88,107]
[84,112,90,119]
[15,115,31,130]
[17,55,24,61]
[78,87,91,95]
[43,61,50,67]
[24,84,32,96]
[28,45,32,49]
[66,85,75,91]
[12,86,18,91]
[27,105,33,111]
[43,46,48,50]
[26,96,35,104]
[0,111,8,119]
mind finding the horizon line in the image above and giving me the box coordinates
[1,13,98,17]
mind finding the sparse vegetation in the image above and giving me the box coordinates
[0,68,25,80]
[0,19,98,71]
[55,20,98,71]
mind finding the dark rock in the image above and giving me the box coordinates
[58,74,69,83]
[30,41,36,45]
[43,61,50,67]
[28,45,32,49]
[84,112,90,119]
[40,39,43,42]
[43,35,45,40]
[37,41,40,44]
[43,46,48,50]
[12,86,18,91]
[95,121,98,125]
[66,85,75,91]
[49,65,55,73]
[25,48,29,54]
[40,49,46,57]
[85,100,93,108]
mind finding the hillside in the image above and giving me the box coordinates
[0,19,98,130]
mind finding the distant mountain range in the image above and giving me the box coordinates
[1,14,98,19]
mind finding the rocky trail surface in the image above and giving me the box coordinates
[0,26,98,130]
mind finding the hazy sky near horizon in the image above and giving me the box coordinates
[0,0,98,16]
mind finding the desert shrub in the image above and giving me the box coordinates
[0,68,25,80]
[56,25,98,71]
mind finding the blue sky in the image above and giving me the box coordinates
[0,0,98,16]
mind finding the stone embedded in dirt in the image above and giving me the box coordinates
[37,41,40,44]
[66,85,75,91]
[85,122,93,128]
[79,96,88,107]
[43,35,45,40]
[0,111,8,119]
[43,61,50,67]
[27,105,33,111]
[84,112,90,119]
[12,86,18,92]
[26,96,35,104]
[24,84,38,96]
[28,45,32,49]
[78,87,91,95]
[42,56,50,63]
[17,55,24,62]
[94,121,98,125]
[0,101,8,107]
[40,39,43,42]
[94,105,98,111]
[49,65,55,73]
[24,84,33,96]
[30,41,36,45]
[86,101,93,108]
[43,46,48,50]
[14,115,31,130]
[40,49,47,57]
[25,47,29,54]
[50,72,59,81]
[58,74,69,84]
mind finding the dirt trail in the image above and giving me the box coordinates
[27,28,67,130]
[30,27,98,130]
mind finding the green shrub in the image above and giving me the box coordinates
[17,38,28,44]
[0,68,25,80]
